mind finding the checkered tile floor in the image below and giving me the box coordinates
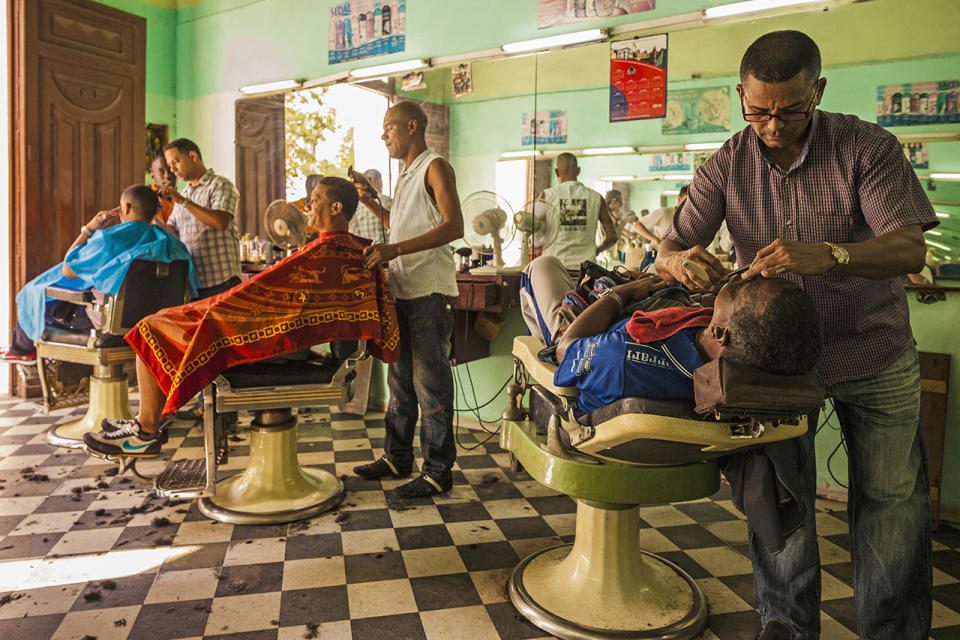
[1,395,959,640]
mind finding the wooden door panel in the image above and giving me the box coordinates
[235,95,285,238]
[39,0,139,65]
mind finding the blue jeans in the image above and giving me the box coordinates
[753,345,931,639]
[384,294,457,482]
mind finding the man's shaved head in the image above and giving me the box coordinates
[555,153,579,180]
[390,101,428,133]
[122,184,161,221]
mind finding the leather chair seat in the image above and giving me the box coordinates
[220,360,341,388]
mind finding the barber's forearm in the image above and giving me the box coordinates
[833,225,926,279]
[636,225,661,246]
[395,220,463,256]
[183,201,232,230]
[596,226,618,254]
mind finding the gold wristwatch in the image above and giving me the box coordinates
[824,242,849,270]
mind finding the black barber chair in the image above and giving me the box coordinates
[38,259,190,448]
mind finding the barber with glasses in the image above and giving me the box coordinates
[656,31,938,640]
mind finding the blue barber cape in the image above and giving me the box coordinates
[555,319,705,414]
[15,221,198,341]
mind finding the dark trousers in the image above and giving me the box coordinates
[194,276,241,302]
[9,302,94,356]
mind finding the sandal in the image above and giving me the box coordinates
[173,405,203,420]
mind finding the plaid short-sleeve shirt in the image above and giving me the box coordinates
[349,194,392,243]
[664,110,938,385]
[168,168,241,289]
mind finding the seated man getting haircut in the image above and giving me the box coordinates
[83,177,400,458]
[522,256,822,414]
[0,184,198,363]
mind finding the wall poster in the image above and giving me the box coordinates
[452,63,473,98]
[400,71,424,91]
[662,86,730,135]
[649,152,691,172]
[609,34,667,123]
[902,142,929,169]
[537,0,655,29]
[328,0,406,64]
[522,110,568,145]
[877,80,960,126]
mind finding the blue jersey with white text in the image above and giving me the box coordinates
[554,319,705,414]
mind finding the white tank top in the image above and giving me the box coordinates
[388,149,458,299]
[541,180,602,269]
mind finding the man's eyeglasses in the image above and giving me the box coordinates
[741,82,821,123]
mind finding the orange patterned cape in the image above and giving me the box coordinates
[126,232,399,415]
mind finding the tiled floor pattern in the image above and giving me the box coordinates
[0,395,958,639]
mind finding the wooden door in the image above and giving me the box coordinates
[235,94,286,238]
[11,0,145,288]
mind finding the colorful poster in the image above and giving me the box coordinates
[877,80,960,126]
[452,63,473,98]
[609,34,667,123]
[400,71,424,91]
[902,142,929,169]
[649,152,692,172]
[522,110,567,145]
[328,0,406,64]
[538,0,655,29]
[662,86,731,135]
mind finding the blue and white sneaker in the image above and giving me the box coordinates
[83,419,165,458]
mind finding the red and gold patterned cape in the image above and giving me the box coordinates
[126,232,399,415]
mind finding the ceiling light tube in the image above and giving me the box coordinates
[930,173,960,181]
[663,174,694,181]
[501,150,543,158]
[501,28,607,54]
[684,142,724,151]
[349,59,429,79]
[926,230,942,236]
[896,132,960,143]
[239,79,302,95]
[600,175,637,181]
[582,146,636,156]
[935,212,951,218]
[663,190,681,195]
[926,240,952,252]
[704,0,822,19]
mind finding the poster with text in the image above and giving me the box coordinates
[877,80,960,126]
[538,0,655,29]
[328,0,406,64]
[902,142,929,169]
[649,152,691,172]
[400,71,424,91]
[522,111,568,145]
[662,86,730,135]
[452,63,473,98]
[609,34,667,123]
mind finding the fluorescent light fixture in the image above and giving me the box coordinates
[935,212,951,218]
[600,175,637,181]
[663,190,681,195]
[663,174,694,181]
[684,142,724,151]
[239,79,302,95]
[930,173,960,181]
[926,240,952,252]
[502,29,607,54]
[501,150,543,158]
[349,59,429,79]
[582,146,636,156]
[926,230,942,236]
[704,0,822,19]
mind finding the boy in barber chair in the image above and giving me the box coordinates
[521,255,822,415]
[83,177,399,459]
[0,184,198,363]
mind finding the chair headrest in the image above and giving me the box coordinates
[693,357,823,421]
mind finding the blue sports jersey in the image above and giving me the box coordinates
[554,319,706,414]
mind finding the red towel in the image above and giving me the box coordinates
[625,306,714,343]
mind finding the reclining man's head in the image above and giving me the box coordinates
[307,176,360,233]
[121,184,162,223]
[703,277,823,375]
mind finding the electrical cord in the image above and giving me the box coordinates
[815,399,848,490]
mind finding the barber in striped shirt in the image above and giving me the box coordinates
[656,31,938,640]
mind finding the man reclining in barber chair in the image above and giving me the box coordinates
[0,184,198,363]
[82,176,399,459]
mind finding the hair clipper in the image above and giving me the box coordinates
[348,166,376,197]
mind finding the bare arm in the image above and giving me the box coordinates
[595,199,618,255]
[161,186,233,231]
[364,159,464,267]
[633,221,662,246]
[743,225,926,281]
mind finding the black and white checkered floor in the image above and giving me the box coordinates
[1,395,959,640]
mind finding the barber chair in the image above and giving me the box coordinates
[146,341,365,525]
[500,336,821,640]
[38,260,190,448]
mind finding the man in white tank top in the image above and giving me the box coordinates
[353,102,465,499]
[540,153,617,269]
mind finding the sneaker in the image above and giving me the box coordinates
[0,346,36,365]
[353,457,411,480]
[83,419,165,458]
[394,475,452,499]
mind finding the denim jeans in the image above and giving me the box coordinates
[753,345,931,639]
[384,294,457,482]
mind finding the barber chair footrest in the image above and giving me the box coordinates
[155,459,209,499]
